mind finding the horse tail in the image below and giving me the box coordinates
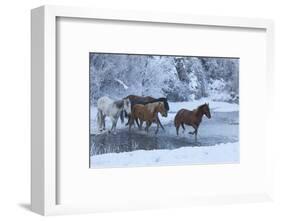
[174,115,177,127]
[174,111,180,127]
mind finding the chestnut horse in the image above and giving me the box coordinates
[129,102,167,134]
[174,103,211,142]
[123,95,169,130]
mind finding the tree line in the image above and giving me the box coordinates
[90,53,239,104]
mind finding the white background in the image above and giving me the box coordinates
[0,0,281,220]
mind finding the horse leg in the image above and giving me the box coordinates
[190,125,198,142]
[157,117,165,131]
[97,110,103,132]
[97,110,101,131]
[125,115,131,126]
[176,125,180,136]
[155,119,160,134]
[125,114,131,126]
[128,115,134,131]
[139,120,143,130]
[194,128,199,143]
[135,118,140,128]
[145,121,151,133]
[175,121,180,136]
[128,118,132,131]
[102,114,106,130]
[110,116,118,133]
[113,119,118,133]
[189,126,196,135]
[144,121,148,131]
[147,121,152,133]
[181,123,185,133]
[120,110,124,124]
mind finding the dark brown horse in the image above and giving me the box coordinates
[174,103,211,142]
[125,95,155,104]
[123,95,169,130]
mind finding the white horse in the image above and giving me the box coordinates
[97,96,131,133]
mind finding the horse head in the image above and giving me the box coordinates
[158,97,170,112]
[203,103,211,119]
[123,98,131,115]
[157,102,168,117]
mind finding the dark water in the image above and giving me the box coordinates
[90,112,239,156]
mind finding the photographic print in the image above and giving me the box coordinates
[90,53,239,168]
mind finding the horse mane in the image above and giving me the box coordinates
[142,97,169,110]
[193,103,208,116]
[147,97,165,103]
[158,98,169,111]
[198,103,207,109]
[126,95,154,100]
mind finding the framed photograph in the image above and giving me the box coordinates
[89,53,239,168]
[31,5,274,215]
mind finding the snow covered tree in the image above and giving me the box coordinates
[90,53,239,104]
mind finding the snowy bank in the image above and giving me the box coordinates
[90,142,239,168]
[168,98,239,113]
[91,99,238,133]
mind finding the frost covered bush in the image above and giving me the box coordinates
[90,53,239,104]
[208,79,228,100]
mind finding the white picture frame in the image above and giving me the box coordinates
[31,5,274,215]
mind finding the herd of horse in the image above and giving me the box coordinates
[97,95,211,142]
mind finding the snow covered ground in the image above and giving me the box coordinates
[91,142,239,168]
[90,99,239,168]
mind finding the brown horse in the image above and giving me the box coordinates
[123,95,169,130]
[129,102,167,134]
[174,103,211,142]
